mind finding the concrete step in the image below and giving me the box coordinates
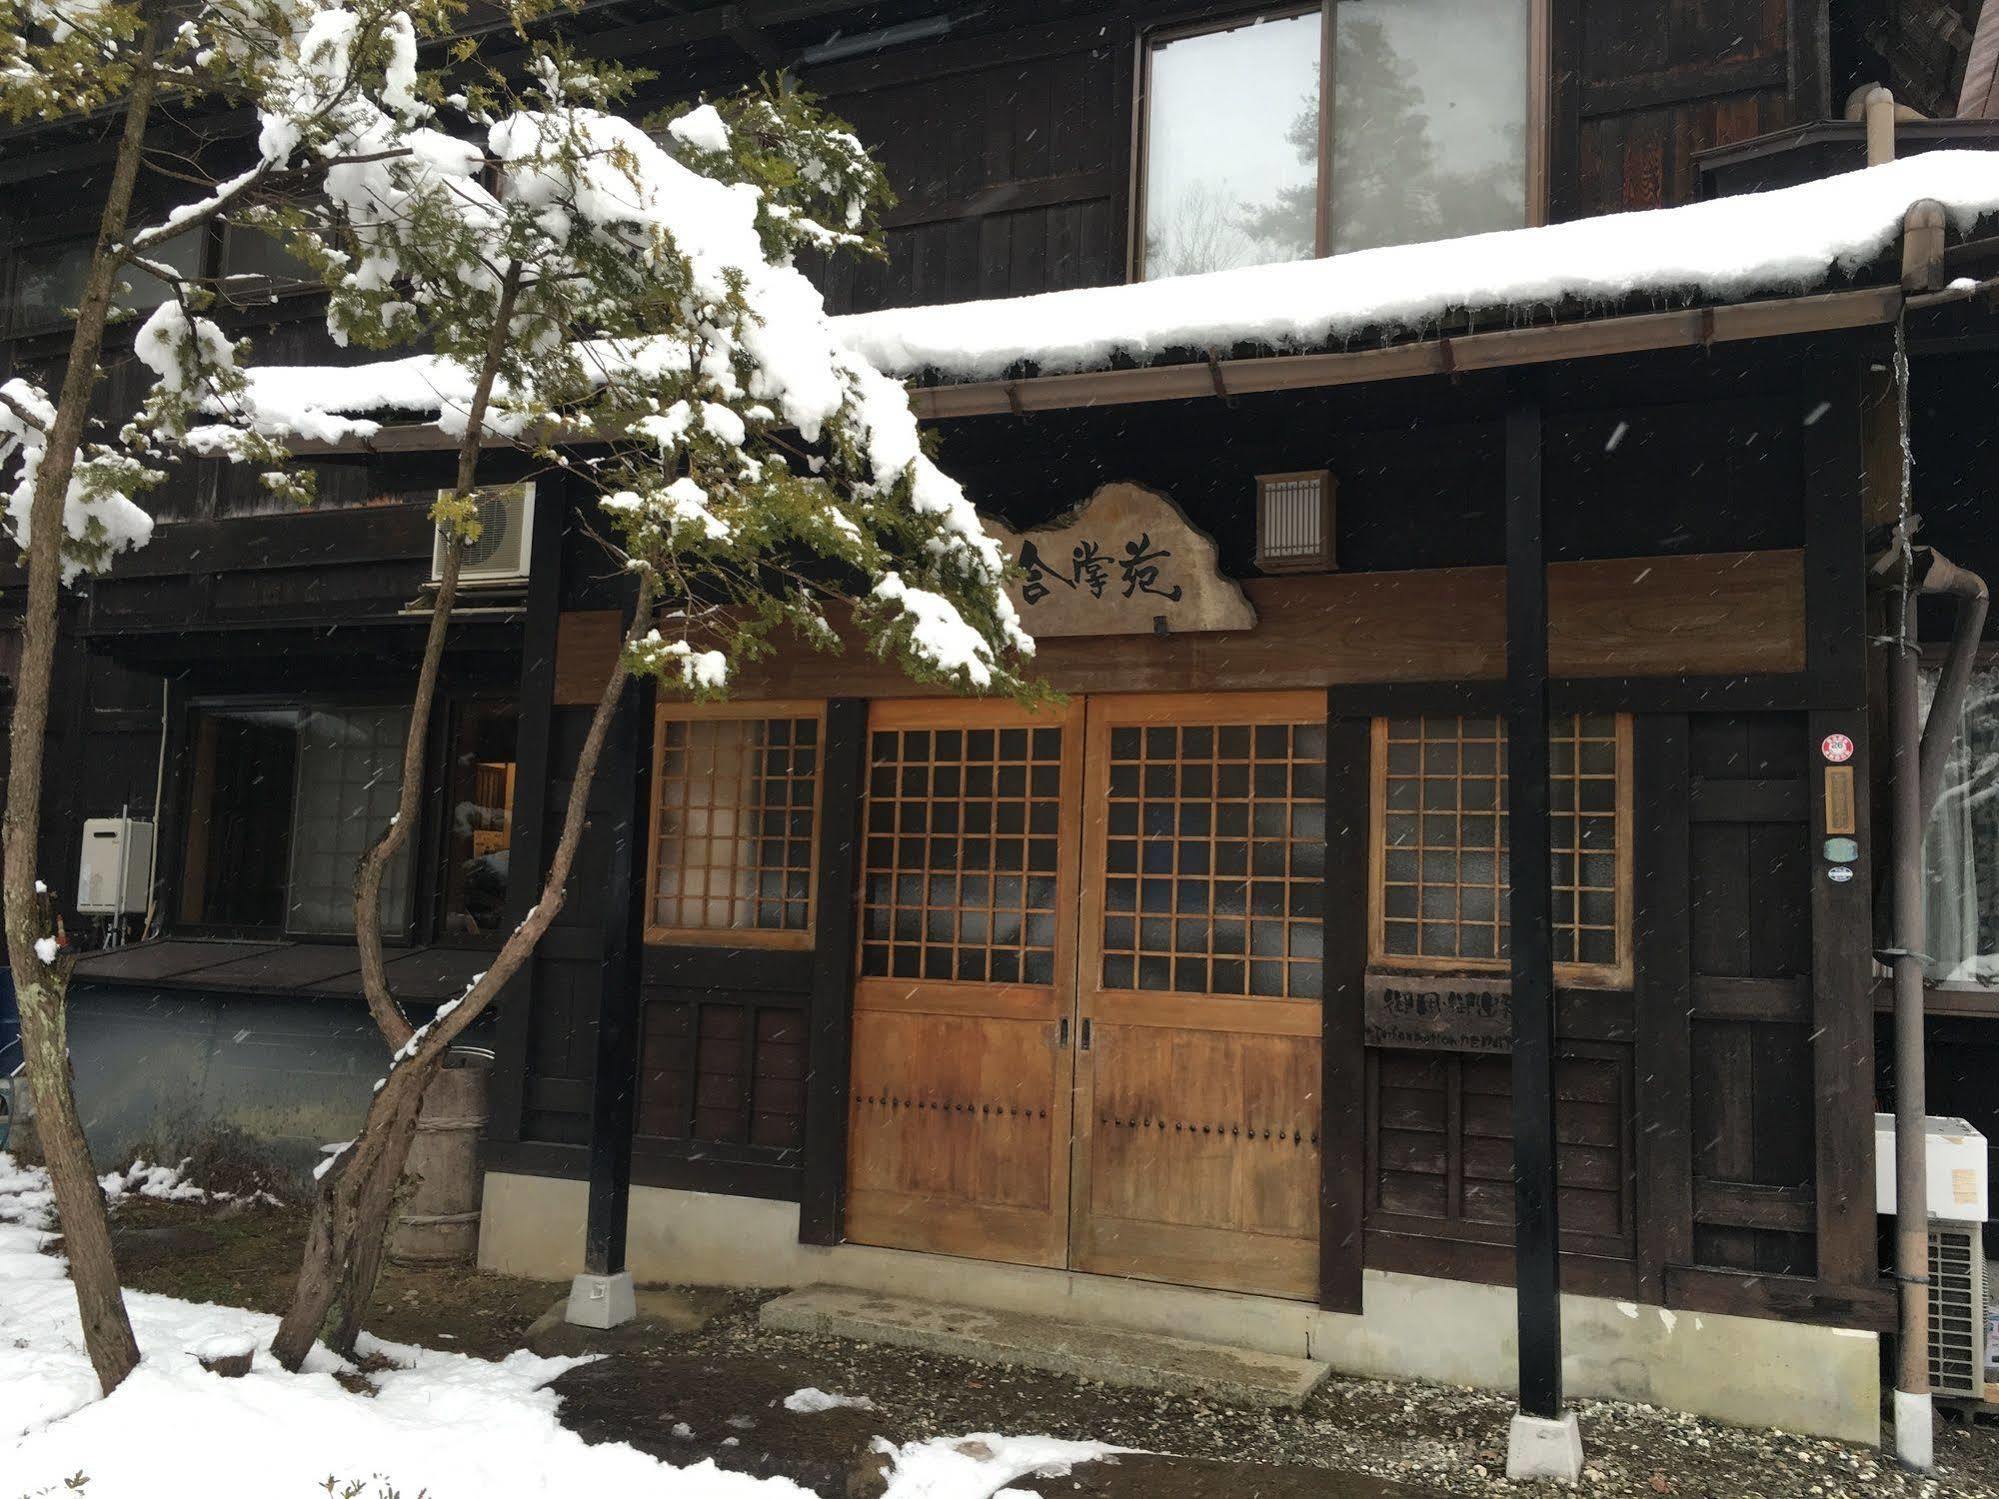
[760,1284,1330,1410]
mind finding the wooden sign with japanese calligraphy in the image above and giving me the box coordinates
[984,482,1257,638]
[1363,972,1514,1053]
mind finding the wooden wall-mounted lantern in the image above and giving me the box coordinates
[1254,470,1336,573]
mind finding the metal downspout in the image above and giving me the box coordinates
[1879,542,1990,1471]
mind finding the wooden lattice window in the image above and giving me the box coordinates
[646,703,823,946]
[1098,717,1327,1000]
[1369,714,1631,986]
[858,719,1066,985]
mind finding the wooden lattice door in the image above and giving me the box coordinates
[844,699,1083,1267]
[1069,694,1325,1299]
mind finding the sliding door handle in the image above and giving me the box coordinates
[1058,1017,1069,1048]
[1081,1018,1093,1051]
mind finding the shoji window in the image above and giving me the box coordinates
[647,705,823,945]
[1369,714,1632,986]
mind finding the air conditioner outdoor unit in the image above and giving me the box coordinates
[1876,1112,1992,1400]
[432,482,534,584]
[76,816,153,917]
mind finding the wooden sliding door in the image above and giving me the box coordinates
[844,692,1326,1297]
[844,699,1083,1267]
[1070,694,1326,1298]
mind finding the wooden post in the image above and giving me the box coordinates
[1865,87,1895,166]
[487,477,566,1151]
[1502,397,1581,1481]
[799,698,866,1245]
[570,670,654,1326]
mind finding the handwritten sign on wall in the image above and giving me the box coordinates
[983,482,1257,638]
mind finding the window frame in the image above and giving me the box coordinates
[426,692,522,949]
[1365,712,1634,990]
[216,219,326,305]
[1916,652,1999,999]
[643,699,827,951]
[1127,0,1551,282]
[172,692,421,944]
[4,224,216,339]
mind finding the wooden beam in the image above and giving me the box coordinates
[1502,397,1565,1421]
[721,4,781,68]
[485,481,567,1151]
[715,550,1808,700]
[580,673,655,1280]
[798,697,865,1246]
[1811,703,1878,1292]
[1320,710,1371,1314]
[1803,353,1868,708]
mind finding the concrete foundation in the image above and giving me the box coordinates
[566,1270,637,1329]
[480,1172,1883,1446]
[763,1283,1330,1407]
[1507,1411,1584,1484]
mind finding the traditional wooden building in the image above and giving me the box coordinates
[7,0,1999,1451]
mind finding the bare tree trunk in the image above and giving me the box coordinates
[271,569,652,1371]
[349,264,526,1054]
[1,26,161,1398]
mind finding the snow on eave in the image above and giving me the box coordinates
[237,151,1999,442]
[836,151,1999,384]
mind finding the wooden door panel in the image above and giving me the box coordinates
[847,1007,1067,1264]
[1083,1024,1321,1235]
[844,698,1081,1269]
[1071,693,1327,1300]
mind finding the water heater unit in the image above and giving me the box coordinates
[76,817,153,917]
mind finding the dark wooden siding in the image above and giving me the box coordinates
[630,945,814,1195]
[809,15,1127,314]
[1366,1045,1634,1253]
[1559,0,1827,219]
[1685,713,1819,1276]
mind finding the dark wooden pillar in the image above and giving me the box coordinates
[486,479,566,1150]
[799,697,866,1245]
[1319,703,1370,1313]
[581,673,655,1279]
[1504,398,1564,1420]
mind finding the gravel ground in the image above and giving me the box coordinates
[611,1288,1999,1499]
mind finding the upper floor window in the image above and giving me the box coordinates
[7,229,205,336]
[1138,0,1538,280]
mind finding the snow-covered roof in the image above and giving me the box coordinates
[841,151,1999,384]
[241,151,1999,439]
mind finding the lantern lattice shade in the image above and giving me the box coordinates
[1255,470,1335,572]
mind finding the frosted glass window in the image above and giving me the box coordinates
[1143,9,1323,279]
[286,707,412,936]
[1923,669,1999,984]
[1329,0,1529,254]
[651,713,820,939]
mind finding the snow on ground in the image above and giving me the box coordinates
[1,1156,1118,1498]
[784,1385,876,1413]
[871,1434,1128,1499]
[229,152,1999,431]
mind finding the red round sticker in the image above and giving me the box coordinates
[1821,732,1855,764]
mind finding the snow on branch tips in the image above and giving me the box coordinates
[0,377,155,585]
[208,66,1038,701]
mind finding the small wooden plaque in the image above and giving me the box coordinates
[553,610,623,706]
[1824,764,1856,837]
[1363,971,1513,1053]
